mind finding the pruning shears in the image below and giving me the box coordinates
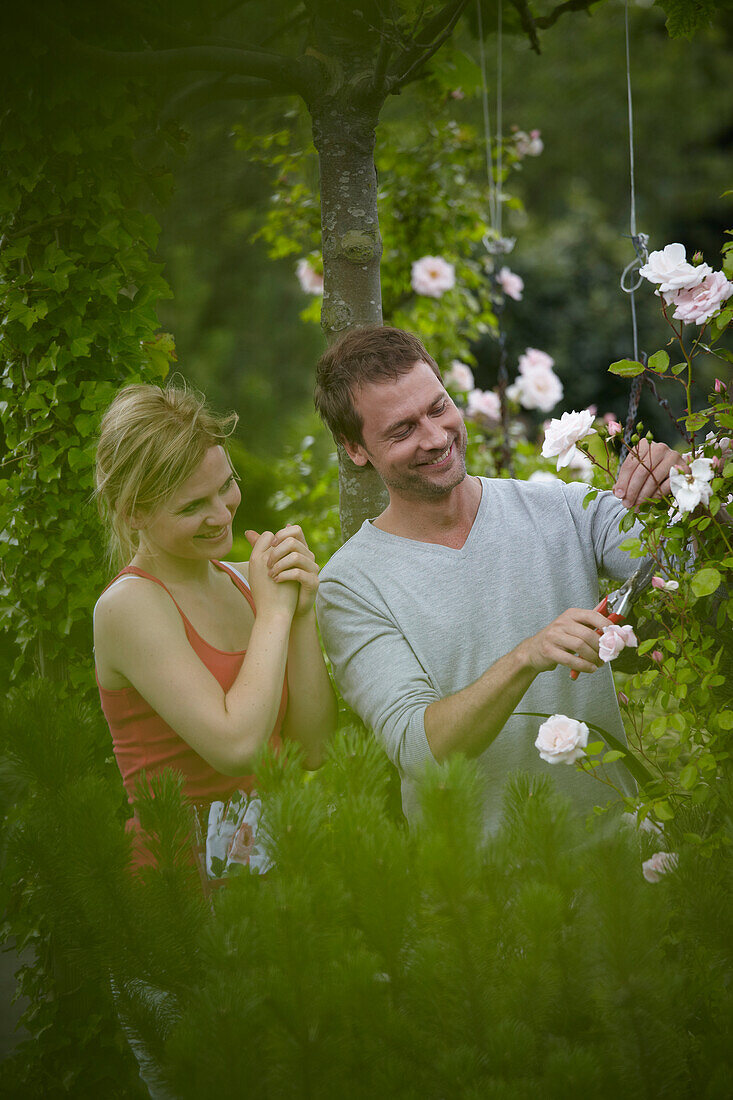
[570,558,657,680]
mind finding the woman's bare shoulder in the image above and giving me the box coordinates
[94,574,174,631]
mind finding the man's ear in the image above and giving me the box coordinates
[340,437,370,468]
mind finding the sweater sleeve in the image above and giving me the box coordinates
[316,574,440,780]
[561,482,646,580]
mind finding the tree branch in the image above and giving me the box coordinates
[534,0,597,30]
[158,75,291,123]
[508,0,541,54]
[35,15,310,97]
[369,32,393,97]
[388,0,470,91]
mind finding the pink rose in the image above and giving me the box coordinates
[466,388,501,424]
[606,420,622,438]
[651,650,664,664]
[651,575,679,592]
[411,256,456,298]
[496,267,523,301]
[642,851,679,883]
[518,348,555,374]
[598,623,638,662]
[535,714,589,765]
[714,378,727,393]
[670,271,733,326]
[444,360,474,393]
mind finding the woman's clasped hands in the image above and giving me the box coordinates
[245,524,319,619]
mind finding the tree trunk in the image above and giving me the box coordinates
[312,99,389,540]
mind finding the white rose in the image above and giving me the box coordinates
[535,714,589,765]
[512,366,564,413]
[411,256,456,298]
[598,623,638,662]
[466,388,501,424]
[296,258,324,295]
[564,447,594,482]
[444,360,474,393]
[669,457,715,514]
[639,243,712,295]
[541,410,597,470]
[514,129,544,157]
[642,851,679,883]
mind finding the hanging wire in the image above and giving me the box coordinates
[476,1,497,233]
[476,0,514,474]
[619,0,649,463]
[496,1,503,238]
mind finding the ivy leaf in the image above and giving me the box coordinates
[656,0,716,39]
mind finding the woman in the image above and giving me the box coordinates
[93,382,337,879]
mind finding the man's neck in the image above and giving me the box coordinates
[373,475,482,549]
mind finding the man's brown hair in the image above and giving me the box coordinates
[314,325,441,445]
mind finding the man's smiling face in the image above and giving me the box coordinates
[342,360,468,501]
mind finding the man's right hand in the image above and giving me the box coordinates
[518,607,610,676]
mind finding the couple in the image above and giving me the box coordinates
[94,325,681,874]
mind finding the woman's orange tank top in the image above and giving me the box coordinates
[96,560,287,809]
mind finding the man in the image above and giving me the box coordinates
[314,326,681,830]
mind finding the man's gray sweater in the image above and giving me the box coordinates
[317,477,639,831]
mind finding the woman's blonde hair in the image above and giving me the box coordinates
[95,381,238,567]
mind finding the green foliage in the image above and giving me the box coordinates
[2,684,733,1094]
[655,0,720,39]
[110,734,733,1096]
[0,681,143,1096]
[0,53,175,689]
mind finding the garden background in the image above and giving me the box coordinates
[1,1,733,1096]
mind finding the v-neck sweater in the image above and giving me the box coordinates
[317,477,639,832]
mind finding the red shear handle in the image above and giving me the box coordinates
[569,597,624,680]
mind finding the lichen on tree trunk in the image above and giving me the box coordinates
[312,98,389,540]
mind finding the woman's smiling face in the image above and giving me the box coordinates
[136,445,241,562]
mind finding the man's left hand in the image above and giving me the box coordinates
[613,439,685,509]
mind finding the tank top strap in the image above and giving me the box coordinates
[104,566,194,624]
[213,560,256,614]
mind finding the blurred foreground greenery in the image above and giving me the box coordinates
[1,681,732,1098]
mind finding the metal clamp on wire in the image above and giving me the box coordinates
[620,231,650,294]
